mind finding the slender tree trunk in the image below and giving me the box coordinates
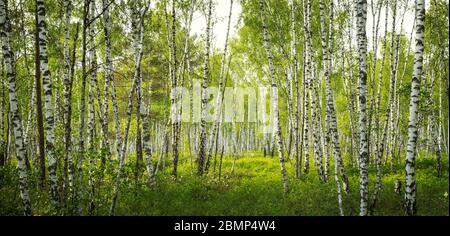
[0,56,4,167]
[370,8,395,207]
[132,1,144,190]
[109,1,151,215]
[102,0,112,162]
[405,0,424,216]
[0,0,33,215]
[88,4,109,174]
[155,121,170,176]
[436,77,443,176]
[197,0,212,175]
[108,10,121,163]
[62,0,75,204]
[375,0,389,170]
[135,1,156,189]
[21,3,36,174]
[385,0,398,167]
[302,0,311,175]
[356,0,369,216]
[170,0,180,177]
[218,144,224,181]
[286,69,294,159]
[319,0,348,193]
[289,0,300,178]
[305,0,325,182]
[61,0,72,200]
[206,0,233,173]
[367,0,382,163]
[36,0,59,206]
[390,2,409,167]
[34,0,46,189]
[86,0,98,215]
[345,3,359,165]
[76,0,89,215]
[260,0,289,193]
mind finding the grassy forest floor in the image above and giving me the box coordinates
[0,152,448,216]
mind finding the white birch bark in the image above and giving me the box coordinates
[260,0,289,193]
[302,0,310,174]
[37,0,59,206]
[206,0,233,172]
[0,0,33,215]
[109,0,151,215]
[169,0,180,177]
[62,0,74,201]
[320,0,349,199]
[289,0,301,178]
[405,0,424,216]
[197,0,213,175]
[356,0,369,216]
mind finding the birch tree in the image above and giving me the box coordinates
[319,0,349,193]
[76,0,89,215]
[34,0,46,189]
[36,0,59,206]
[62,0,74,202]
[356,0,369,216]
[197,0,213,175]
[302,0,311,175]
[405,0,425,216]
[260,0,289,193]
[0,0,33,215]
[105,0,122,161]
[206,0,233,173]
[289,0,301,178]
[135,0,156,189]
[170,0,180,177]
[109,0,151,215]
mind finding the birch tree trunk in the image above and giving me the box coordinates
[0,57,4,167]
[345,1,359,165]
[374,0,389,178]
[320,0,349,194]
[367,0,382,162]
[390,2,409,167]
[76,0,89,215]
[180,0,195,173]
[302,0,310,174]
[197,0,212,175]
[305,0,325,182]
[369,8,392,207]
[62,0,74,202]
[109,1,151,215]
[206,0,233,173]
[286,69,294,159]
[170,0,180,177]
[33,0,46,189]
[101,0,112,163]
[356,0,369,216]
[289,0,301,178]
[36,0,59,206]
[87,0,97,215]
[260,0,289,193]
[0,0,33,215]
[140,79,156,189]
[135,0,156,189]
[405,0,425,216]
[133,1,144,188]
[385,0,398,166]
[105,1,122,160]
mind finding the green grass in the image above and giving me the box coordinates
[0,152,448,216]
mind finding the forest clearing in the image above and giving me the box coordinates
[2,152,448,215]
[0,0,448,216]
